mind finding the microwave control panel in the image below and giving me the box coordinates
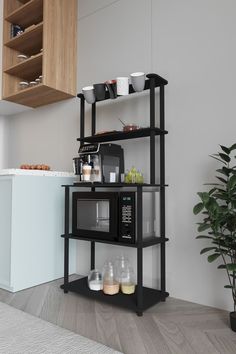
[119,192,135,244]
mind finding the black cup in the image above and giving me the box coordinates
[105,80,117,99]
[94,83,106,101]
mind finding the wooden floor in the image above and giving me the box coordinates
[0,275,236,354]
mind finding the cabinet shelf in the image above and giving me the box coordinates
[4,21,43,55]
[77,127,168,143]
[6,0,43,28]
[3,84,74,108]
[4,53,42,80]
[61,234,169,248]
[18,0,31,4]
[61,277,169,312]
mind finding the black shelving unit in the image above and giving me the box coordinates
[61,73,169,316]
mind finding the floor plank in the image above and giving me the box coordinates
[1,277,236,354]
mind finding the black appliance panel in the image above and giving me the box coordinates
[72,192,118,241]
[119,192,135,244]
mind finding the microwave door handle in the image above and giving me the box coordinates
[96,201,99,226]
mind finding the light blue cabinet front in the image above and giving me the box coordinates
[0,175,76,292]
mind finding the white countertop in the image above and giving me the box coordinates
[0,169,75,177]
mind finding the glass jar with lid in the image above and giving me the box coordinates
[88,269,103,291]
[102,261,119,295]
[120,266,135,295]
[115,255,130,284]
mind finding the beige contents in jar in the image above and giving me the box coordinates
[103,282,119,295]
[121,283,135,294]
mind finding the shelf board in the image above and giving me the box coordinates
[18,0,31,4]
[4,22,43,55]
[77,127,168,143]
[61,234,169,248]
[60,277,169,312]
[6,0,43,28]
[3,84,74,108]
[4,53,42,80]
[77,73,168,103]
[62,183,168,188]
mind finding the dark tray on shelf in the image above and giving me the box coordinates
[60,277,169,312]
[77,127,168,143]
[61,234,169,248]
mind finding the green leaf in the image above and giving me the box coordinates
[220,145,230,154]
[224,285,233,289]
[198,223,211,232]
[210,155,227,165]
[193,203,204,215]
[219,153,231,163]
[196,235,213,240]
[218,264,227,269]
[216,168,229,177]
[228,175,236,190]
[216,176,227,184]
[200,247,217,255]
[230,143,236,151]
[207,253,221,262]
[209,187,217,195]
[197,192,209,204]
[226,264,236,271]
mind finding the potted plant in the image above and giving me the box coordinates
[193,144,236,332]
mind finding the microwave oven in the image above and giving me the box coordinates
[72,191,135,243]
[72,191,157,244]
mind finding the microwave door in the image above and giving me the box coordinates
[77,199,110,233]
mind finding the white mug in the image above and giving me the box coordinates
[116,77,129,95]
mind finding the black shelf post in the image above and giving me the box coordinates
[91,103,96,136]
[78,94,85,143]
[149,75,156,185]
[160,84,166,296]
[64,186,70,293]
[137,186,143,316]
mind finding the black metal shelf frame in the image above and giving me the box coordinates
[62,73,168,316]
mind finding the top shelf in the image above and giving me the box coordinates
[77,73,168,103]
[5,0,43,28]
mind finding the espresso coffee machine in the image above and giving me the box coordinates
[73,143,124,183]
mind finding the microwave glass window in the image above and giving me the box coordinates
[102,155,119,182]
[77,199,110,232]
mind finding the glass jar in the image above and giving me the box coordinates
[88,269,103,291]
[102,261,119,295]
[121,266,135,295]
[115,255,130,284]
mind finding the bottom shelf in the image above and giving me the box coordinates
[60,277,169,313]
[3,84,74,108]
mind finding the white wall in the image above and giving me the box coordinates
[0,115,8,168]
[6,0,236,311]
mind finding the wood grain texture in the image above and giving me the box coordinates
[43,0,77,96]
[1,277,236,354]
[3,83,74,107]
[2,0,77,107]
[4,53,42,81]
[4,22,43,55]
[6,0,43,28]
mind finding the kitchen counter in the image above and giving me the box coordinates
[0,169,75,177]
[0,173,76,292]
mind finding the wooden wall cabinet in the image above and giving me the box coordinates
[2,0,77,108]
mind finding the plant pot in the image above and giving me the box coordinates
[230,312,236,332]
